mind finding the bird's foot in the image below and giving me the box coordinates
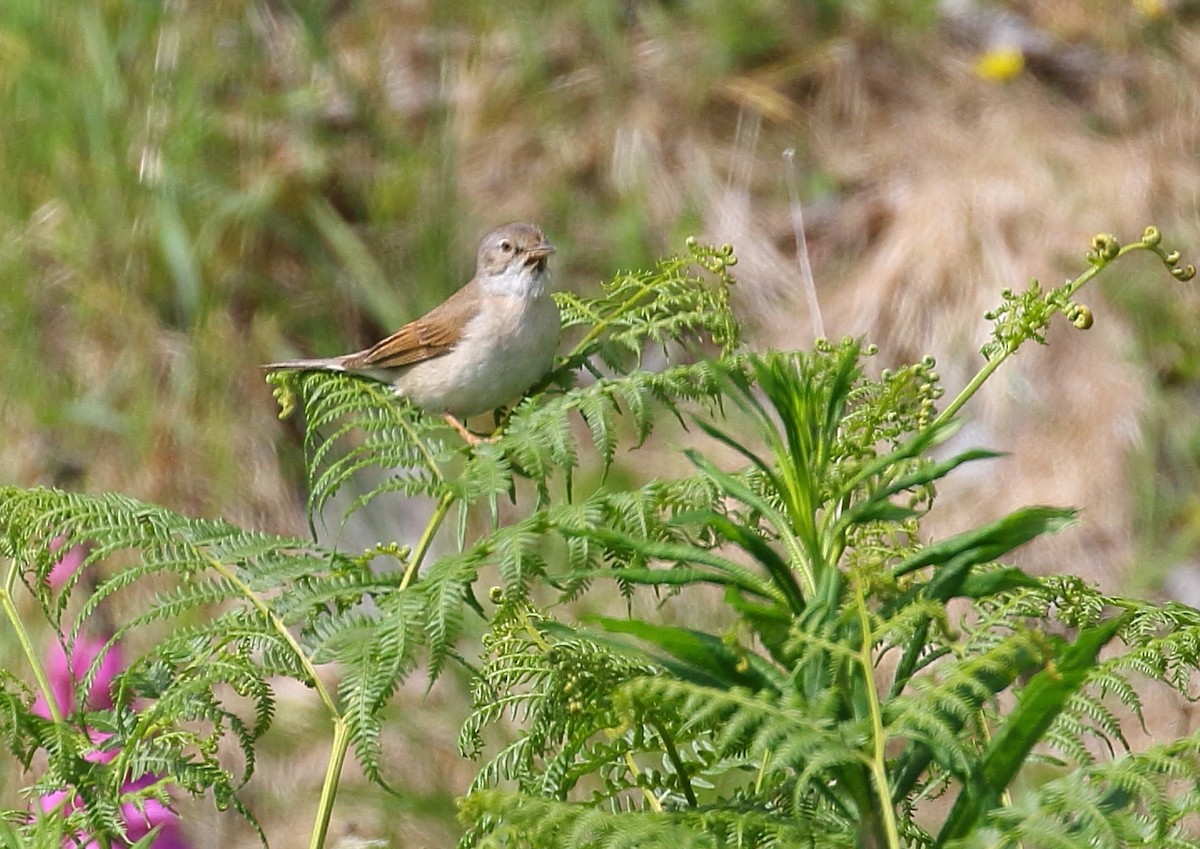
[443,414,499,446]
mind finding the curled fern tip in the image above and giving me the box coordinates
[1085,233,1120,265]
[267,372,297,420]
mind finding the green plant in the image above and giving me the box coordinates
[0,230,1195,848]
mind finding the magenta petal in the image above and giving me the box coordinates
[71,634,123,711]
[147,821,191,849]
[48,537,88,591]
[121,798,173,834]
[121,793,190,849]
[33,641,74,719]
[36,635,122,718]
[37,789,76,814]
[81,729,117,765]
[36,791,99,849]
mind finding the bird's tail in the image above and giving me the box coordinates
[262,356,348,372]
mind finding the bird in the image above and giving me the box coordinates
[266,222,559,443]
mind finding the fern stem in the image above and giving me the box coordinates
[852,576,901,849]
[929,351,1006,430]
[754,749,771,794]
[933,239,1148,428]
[969,694,1025,849]
[516,606,551,652]
[0,574,64,725]
[202,553,340,720]
[567,281,657,358]
[621,751,663,812]
[401,491,455,590]
[309,717,351,849]
[369,382,445,483]
[650,717,698,807]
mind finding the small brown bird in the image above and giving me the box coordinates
[266,222,559,442]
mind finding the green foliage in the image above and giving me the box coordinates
[0,230,1197,849]
[453,230,1200,849]
[455,342,1147,847]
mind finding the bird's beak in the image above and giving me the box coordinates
[525,242,556,260]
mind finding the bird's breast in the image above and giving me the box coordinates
[394,293,559,418]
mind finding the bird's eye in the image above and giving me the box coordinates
[500,240,514,253]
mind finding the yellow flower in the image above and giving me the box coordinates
[975,47,1025,82]
[1133,0,1167,20]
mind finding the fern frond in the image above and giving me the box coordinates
[0,485,443,816]
[963,732,1200,849]
[553,239,739,372]
[458,789,857,849]
[279,370,452,521]
[266,240,742,531]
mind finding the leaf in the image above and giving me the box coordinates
[565,526,784,603]
[934,612,1130,847]
[588,617,778,692]
[682,509,806,614]
[889,633,1048,803]
[957,567,1044,599]
[892,506,1077,581]
[833,445,1001,532]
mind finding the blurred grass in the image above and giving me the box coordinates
[1102,262,1200,590]
[1,0,1199,846]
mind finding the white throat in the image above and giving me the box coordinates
[480,262,549,299]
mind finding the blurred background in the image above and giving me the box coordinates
[2,0,1200,845]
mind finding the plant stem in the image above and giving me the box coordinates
[401,491,455,590]
[853,576,901,849]
[650,717,698,808]
[0,566,63,724]
[933,351,1006,427]
[621,750,663,812]
[370,382,445,483]
[309,717,352,849]
[201,539,354,849]
[517,606,551,652]
[202,552,340,720]
[567,280,658,358]
[934,240,1151,428]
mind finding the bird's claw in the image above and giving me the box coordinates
[443,414,499,446]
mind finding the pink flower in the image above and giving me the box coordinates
[37,780,187,849]
[36,790,98,849]
[47,536,88,592]
[119,779,189,849]
[34,536,190,849]
[33,635,123,720]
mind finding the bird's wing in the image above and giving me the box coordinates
[343,281,478,370]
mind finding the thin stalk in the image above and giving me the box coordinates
[368,382,445,482]
[621,750,664,812]
[309,717,352,849]
[783,148,824,340]
[932,352,1007,428]
[754,749,771,794]
[567,281,658,358]
[934,240,1152,428]
[852,576,901,849]
[201,549,351,849]
[649,717,698,808]
[0,569,63,724]
[516,605,551,652]
[401,491,454,590]
[202,552,339,720]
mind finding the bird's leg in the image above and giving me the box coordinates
[443,414,498,446]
